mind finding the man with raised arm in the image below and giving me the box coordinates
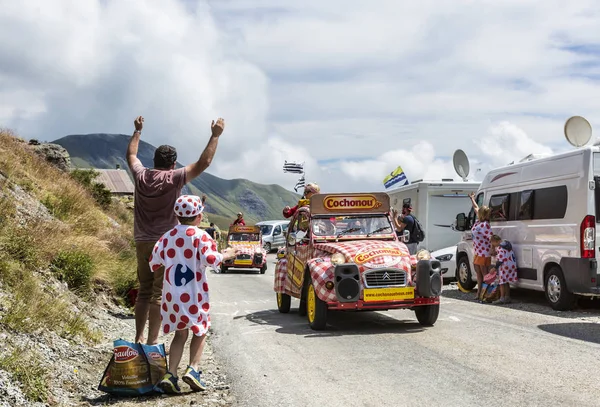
[126,115,225,346]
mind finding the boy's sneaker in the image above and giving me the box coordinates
[158,372,182,394]
[492,297,506,305]
[182,365,207,392]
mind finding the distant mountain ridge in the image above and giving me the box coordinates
[52,133,300,229]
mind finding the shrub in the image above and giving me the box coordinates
[0,226,41,269]
[70,169,113,209]
[49,250,94,293]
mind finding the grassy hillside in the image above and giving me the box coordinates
[0,130,140,403]
[53,134,300,229]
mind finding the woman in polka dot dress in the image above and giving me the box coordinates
[490,235,517,304]
[468,192,493,299]
[149,195,237,394]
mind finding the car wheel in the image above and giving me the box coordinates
[414,304,440,326]
[276,292,291,313]
[306,277,327,330]
[260,264,267,274]
[221,266,228,274]
[545,266,576,311]
[456,256,476,292]
[264,242,271,252]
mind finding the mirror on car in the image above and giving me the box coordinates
[401,230,410,243]
[455,213,467,231]
[296,230,307,242]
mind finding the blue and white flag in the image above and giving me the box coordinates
[383,166,409,189]
[294,175,306,193]
[283,161,304,174]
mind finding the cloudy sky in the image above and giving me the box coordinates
[2,0,600,193]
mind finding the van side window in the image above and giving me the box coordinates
[491,186,567,222]
[532,186,567,219]
[490,194,510,221]
[274,225,281,235]
[518,190,534,220]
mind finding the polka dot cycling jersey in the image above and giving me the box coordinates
[496,246,518,284]
[149,225,223,336]
[472,220,492,258]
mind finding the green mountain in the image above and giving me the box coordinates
[52,134,300,229]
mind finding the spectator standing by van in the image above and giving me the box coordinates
[468,192,492,300]
[392,203,420,254]
[127,115,226,345]
[490,235,517,304]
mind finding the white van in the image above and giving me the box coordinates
[387,180,480,253]
[256,220,290,252]
[453,146,600,310]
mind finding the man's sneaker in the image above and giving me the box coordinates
[182,365,207,392]
[158,372,182,394]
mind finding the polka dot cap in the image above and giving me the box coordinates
[174,195,204,217]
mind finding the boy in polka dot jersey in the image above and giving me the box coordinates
[489,235,517,305]
[149,195,237,394]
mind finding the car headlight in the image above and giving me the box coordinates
[416,249,431,261]
[435,254,453,262]
[331,253,346,265]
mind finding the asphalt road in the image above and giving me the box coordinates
[207,254,600,407]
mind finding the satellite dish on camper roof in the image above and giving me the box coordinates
[564,115,592,147]
[453,149,470,182]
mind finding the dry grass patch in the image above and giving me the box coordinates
[0,128,139,332]
[0,345,51,404]
[0,257,102,343]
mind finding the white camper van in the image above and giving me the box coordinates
[387,180,480,253]
[453,116,600,310]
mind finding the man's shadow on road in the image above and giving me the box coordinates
[235,308,427,337]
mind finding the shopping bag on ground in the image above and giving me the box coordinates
[98,339,167,396]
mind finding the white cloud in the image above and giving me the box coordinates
[2,0,600,196]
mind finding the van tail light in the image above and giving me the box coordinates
[581,215,596,259]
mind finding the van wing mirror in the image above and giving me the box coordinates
[402,230,410,243]
[455,213,467,231]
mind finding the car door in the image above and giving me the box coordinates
[272,224,283,248]
[285,215,303,295]
[291,211,311,292]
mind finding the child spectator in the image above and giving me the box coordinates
[149,195,237,394]
[490,234,517,304]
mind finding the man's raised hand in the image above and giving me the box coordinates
[134,116,144,132]
[211,118,225,137]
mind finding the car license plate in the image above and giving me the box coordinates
[363,287,415,302]
[235,259,252,265]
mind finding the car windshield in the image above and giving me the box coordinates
[311,214,394,239]
[260,225,273,235]
[229,233,260,242]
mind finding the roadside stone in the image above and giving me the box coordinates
[31,142,72,172]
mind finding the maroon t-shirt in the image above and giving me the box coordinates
[130,161,187,242]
